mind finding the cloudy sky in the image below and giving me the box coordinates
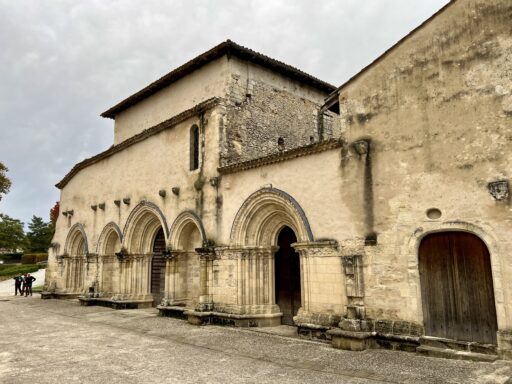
[0,0,448,227]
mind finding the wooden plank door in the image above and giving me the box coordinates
[151,228,166,306]
[419,232,498,344]
[275,226,301,326]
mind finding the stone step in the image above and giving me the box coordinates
[420,336,497,355]
[417,345,498,362]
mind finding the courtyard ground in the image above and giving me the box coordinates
[0,296,511,384]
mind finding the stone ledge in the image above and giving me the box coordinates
[183,310,283,327]
[420,335,497,355]
[77,297,153,309]
[41,292,80,300]
[417,345,498,362]
[327,329,375,339]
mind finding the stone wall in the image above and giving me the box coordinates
[112,58,229,145]
[337,0,512,328]
[220,57,340,166]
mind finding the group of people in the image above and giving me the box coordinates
[13,273,36,296]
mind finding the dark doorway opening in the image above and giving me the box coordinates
[151,228,166,307]
[275,226,301,325]
[419,231,498,344]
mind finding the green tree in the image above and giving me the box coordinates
[0,214,25,252]
[26,215,53,253]
[0,162,11,201]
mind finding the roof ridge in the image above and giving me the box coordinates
[101,40,336,119]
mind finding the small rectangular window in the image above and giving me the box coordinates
[190,125,200,170]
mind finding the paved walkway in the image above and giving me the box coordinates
[0,268,45,295]
[0,297,511,384]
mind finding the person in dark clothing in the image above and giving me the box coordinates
[21,273,27,294]
[13,274,23,296]
[24,274,36,296]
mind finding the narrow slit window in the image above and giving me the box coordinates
[190,125,200,170]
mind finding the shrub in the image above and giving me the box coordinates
[0,264,40,277]
[0,253,22,264]
[21,253,48,264]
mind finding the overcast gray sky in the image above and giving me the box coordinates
[0,0,448,226]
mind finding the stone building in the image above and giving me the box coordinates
[46,0,512,360]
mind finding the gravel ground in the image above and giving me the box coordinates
[0,296,511,384]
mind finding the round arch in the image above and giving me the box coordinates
[230,187,314,247]
[64,223,88,256]
[404,220,506,332]
[169,210,207,250]
[123,200,169,254]
[96,222,123,255]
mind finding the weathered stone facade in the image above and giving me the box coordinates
[46,0,512,361]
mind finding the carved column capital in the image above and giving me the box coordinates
[293,240,339,257]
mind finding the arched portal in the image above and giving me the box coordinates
[64,223,88,293]
[419,231,498,344]
[230,187,313,247]
[275,226,301,325]
[151,228,166,306]
[97,223,122,297]
[169,211,206,307]
[122,200,169,302]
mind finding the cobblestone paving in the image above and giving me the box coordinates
[0,296,511,384]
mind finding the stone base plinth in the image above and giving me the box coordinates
[41,291,81,300]
[78,297,153,309]
[183,310,283,327]
[498,331,512,360]
[297,325,332,343]
[328,329,375,351]
[157,305,188,320]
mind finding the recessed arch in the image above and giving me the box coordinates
[230,187,314,247]
[96,222,123,255]
[123,200,169,254]
[64,223,88,256]
[169,210,207,250]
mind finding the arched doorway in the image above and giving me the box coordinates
[151,228,166,306]
[64,224,88,294]
[97,223,122,297]
[275,226,301,325]
[419,231,498,344]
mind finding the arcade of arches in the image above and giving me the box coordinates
[49,188,510,359]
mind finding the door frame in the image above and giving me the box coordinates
[405,221,505,334]
[418,231,498,343]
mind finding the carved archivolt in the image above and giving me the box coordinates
[96,222,122,256]
[230,187,314,247]
[169,210,207,250]
[123,200,169,254]
[64,223,88,256]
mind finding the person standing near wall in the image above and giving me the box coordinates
[13,274,23,296]
[24,274,36,296]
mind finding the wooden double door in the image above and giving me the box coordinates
[419,232,498,344]
[275,226,302,326]
[151,228,166,307]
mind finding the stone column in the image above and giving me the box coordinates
[115,250,127,300]
[196,247,216,311]
[163,252,177,304]
[292,240,343,328]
